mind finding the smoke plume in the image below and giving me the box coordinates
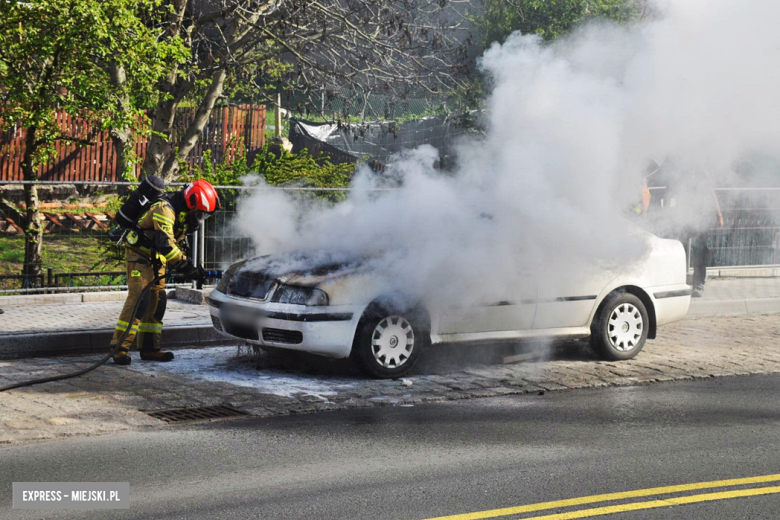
[234,0,780,308]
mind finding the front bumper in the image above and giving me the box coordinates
[207,289,365,359]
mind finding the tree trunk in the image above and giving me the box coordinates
[141,0,188,180]
[142,95,178,179]
[110,127,133,181]
[160,68,228,181]
[109,63,134,180]
[21,127,43,288]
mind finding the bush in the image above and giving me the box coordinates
[180,139,357,206]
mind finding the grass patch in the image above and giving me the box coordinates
[0,238,24,265]
[265,107,288,141]
[0,235,118,275]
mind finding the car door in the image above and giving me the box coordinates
[436,265,538,339]
[533,262,619,330]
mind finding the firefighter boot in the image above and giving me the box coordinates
[139,349,174,362]
[138,291,173,361]
[138,327,174,361]
[112,346,131,366]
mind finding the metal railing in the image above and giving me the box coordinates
[197,209,253,272]
[0,269,125,293]
[0,182,348,294]
[3,182,780,296]
[648,187,780,267]
[0,270,203,294]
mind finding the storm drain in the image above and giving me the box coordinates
[146,405,249,423]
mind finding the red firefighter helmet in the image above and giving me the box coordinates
[183,179,220,213]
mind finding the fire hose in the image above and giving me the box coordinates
[0,273,167,393]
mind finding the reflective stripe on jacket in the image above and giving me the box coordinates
[127,200,186,265]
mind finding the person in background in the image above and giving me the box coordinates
[629,160,657,219]
[652,160,724,298]
[683,187,724,297]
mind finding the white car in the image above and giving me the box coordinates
[208,230,691,378]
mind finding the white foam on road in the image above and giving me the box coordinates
[127,346,356,400]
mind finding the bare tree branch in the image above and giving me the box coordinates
[142,0,475,180]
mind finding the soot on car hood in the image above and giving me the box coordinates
[239,250,371,288]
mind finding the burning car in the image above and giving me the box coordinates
[208,230,691,378]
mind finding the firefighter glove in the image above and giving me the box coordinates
[175,259,205,281]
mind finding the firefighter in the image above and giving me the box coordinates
[111,179,220,365]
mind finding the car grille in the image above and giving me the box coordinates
[262,328,303,345]
[228,270,275,300]
[210,315,223,332]
[223,321,259,340]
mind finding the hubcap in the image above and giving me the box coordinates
[607,303,643,352]
[371,316,414,369]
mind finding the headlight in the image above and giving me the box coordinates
[305,288,329,306]
[272,284,329,306]
[216,260,246,293]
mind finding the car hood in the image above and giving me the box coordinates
[226,250,384,305]
[239,250,372,287]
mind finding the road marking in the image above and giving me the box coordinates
[425,473,780,520]
[512,486,780,520]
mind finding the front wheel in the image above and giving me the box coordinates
[590,293,649,361]
[352,304,428,379]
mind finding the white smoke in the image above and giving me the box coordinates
[233,0,780,307]
[619,0,780,172]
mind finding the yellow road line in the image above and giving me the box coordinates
[518,486,780,520]
[425,473,780,520]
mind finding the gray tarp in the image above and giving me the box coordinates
[289,114,480,170]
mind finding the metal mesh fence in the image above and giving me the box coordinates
[710,209,780,266]
[0,182,351,294]
[204,186,780,272]
[200,208,253,271]
[2,182,780,295]
[648,187,780,267]
[283,88,448,121]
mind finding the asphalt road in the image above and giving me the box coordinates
[2,375,780,519]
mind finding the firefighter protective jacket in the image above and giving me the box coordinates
[126,200,186,266]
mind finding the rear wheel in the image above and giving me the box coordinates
[590,293,648,361]
[352,303,428,379]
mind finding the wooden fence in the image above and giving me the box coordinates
[0,104,266,181]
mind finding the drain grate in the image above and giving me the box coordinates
[146,404,249,423]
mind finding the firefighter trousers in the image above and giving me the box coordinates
[110,259,167,353]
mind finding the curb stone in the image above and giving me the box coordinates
[0,292,125,306]
[174,287,213,305]
[0,326,241,360]
[687,297,780,318]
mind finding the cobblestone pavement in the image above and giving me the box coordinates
[1,314,779,446]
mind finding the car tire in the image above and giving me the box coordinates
[351,303,428,379]
[590,292,649,361]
